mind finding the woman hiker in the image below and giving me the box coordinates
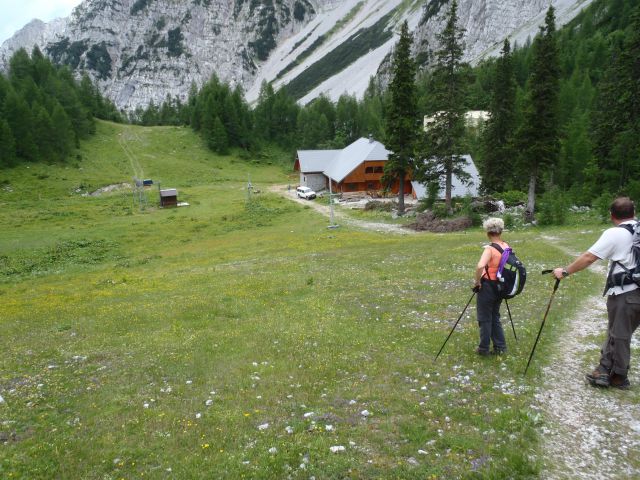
[473,217,508,356]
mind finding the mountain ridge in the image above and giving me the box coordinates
[0,0,595,111]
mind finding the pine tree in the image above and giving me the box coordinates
[383,20,417,215]
[481,39,517,193]
[5,92,38,161]
[592,4,640,197]
[416,0,471,214]
[51,102,75,161]
[0,119,17,167]
[517,6,560,221]
[209,115,229,154]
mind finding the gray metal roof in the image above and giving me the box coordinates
[297,150,340,173]
[323,137,390,183]
[411,155,480,199]
[160,188,178,197]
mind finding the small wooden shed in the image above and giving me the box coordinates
[159,188,178,207]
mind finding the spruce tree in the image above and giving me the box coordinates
[592,4,640,197]
[481,39,517,193]
[0,119,16,167]
[209,115,229,155]
[517,6,560,221]
[417,0,471,214]
[383,20,417,215]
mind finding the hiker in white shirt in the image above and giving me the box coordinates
[553,197,640,389]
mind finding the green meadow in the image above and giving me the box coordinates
[1,121,605,478]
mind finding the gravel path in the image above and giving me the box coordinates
[535,239,640,478]
[271,185,416,235]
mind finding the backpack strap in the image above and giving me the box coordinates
[604,224,636,295]
[482,244,503,280]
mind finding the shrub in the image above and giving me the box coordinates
[537,187,569,226]
[498,190,527,207]
[592,192,614,223]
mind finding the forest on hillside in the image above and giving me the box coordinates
[0,47,121,168]
[1,0,638,219]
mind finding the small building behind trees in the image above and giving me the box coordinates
[411,155,481,200]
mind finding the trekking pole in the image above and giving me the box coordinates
[524,271,561,375]
[504,299,518,341]
[434,290,477,361]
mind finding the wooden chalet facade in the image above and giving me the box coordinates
[295,137,412,195]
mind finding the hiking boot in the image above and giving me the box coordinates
[585,368,610,387]
[610,374,631,390]
[492,348,507,355]
[475,347,491,356]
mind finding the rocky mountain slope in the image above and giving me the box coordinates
[0,0,595,111]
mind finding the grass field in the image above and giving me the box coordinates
[0,121,606,478]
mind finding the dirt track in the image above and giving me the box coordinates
[535,237,640,478]
[270,185,416,235]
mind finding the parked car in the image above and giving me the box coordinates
[296,186,317,200]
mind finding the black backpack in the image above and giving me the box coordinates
[605,222,640,293]
[490,243,527,299]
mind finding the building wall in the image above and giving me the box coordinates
[300,172,327,192]
[338,161,411,194]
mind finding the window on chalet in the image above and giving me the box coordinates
[365,166,374,174]
[374,166,383,173]
[348,183,358,191]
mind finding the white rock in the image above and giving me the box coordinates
[329,446,345,453]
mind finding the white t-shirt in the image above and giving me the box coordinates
[588,220,638,295]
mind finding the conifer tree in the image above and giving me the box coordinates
[0,119,16,167]
[209,115,229,154]
[416,0,471,214]
[51,102,75,161]
[592,4,640,197]
[383,20,417,215]
[517,6,560,221]
[481,39,516,193]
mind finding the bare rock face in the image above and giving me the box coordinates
[0,0,595,111]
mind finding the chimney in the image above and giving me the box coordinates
[368,134,374,143]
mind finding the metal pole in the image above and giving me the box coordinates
[504,299,517,341]
[524,272,561,375]
[329,179,334,226]
[434,290,477,361]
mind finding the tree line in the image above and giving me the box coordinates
[0,47,121,168]
[2,0,638,222]
[133,0,639,220]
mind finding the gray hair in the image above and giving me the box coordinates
[483,217,504,234]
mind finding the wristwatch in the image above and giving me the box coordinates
[562,268,569,277]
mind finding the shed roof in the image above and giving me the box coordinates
[411,155,480,199]
[160,188,178,197]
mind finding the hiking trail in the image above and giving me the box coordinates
[535,235,640,478]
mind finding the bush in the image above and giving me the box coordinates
[537,187,569,226]
[592,192,614,223]
[498,190,527,207]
